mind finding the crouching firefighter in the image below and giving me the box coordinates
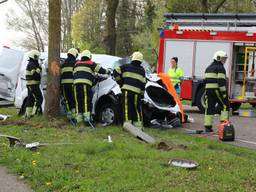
[73,50,109,126]
[25,50,43,118]
[113,52,146,129]
[61,48,78,120]
[204,51,230,132]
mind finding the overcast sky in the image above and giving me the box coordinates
[0,0,24,48]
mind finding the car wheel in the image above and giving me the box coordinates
[98,103,118,126]
[196,87,206,113]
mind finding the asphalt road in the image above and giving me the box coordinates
[183,105,256,150]
[0,167,32,192]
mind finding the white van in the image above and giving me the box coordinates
[0,46,24,105]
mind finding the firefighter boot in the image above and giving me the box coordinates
[134,121,143,130]
[76,113,83,124]
[25,107,33,119]
[66,111,72,120]
[83,112,92,127]
[71,108,76,119]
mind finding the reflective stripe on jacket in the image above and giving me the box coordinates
[113,61,146,95]
[204,60,227,93]
[73,59,107,86]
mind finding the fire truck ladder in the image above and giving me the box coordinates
[164,13,256,30]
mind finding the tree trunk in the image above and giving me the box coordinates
[45,0,61,117]
[201,0,208,13]
[213,0,227,13]
[105,0,119,55]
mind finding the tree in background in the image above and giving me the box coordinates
[72,0,105,53]
[6,0,82,51]
[45,0,61,117]
[6,0,48,51]
[61,0,83,51]
[105,0,119,55]
[132,0,164,65]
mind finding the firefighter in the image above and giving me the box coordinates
[61,48,78,119]
[25,50,43,118]
[113,52,146,129]
[168,57,184,96]
[73,50,109,125]
[204,51,230,132]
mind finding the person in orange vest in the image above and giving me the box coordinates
[168,57,184,96]
[73,50,109,125]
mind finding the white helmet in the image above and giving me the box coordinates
[132,51,143,62]
[27,50,40,60]
[68,48,79,58]
[81,50,92,59]
[213,51,228,61]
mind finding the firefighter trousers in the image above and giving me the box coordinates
[61,83,75,113]
[74,83,92,121]
[204,89,230,128]
[25,85,43,116]
[122,90,142,127]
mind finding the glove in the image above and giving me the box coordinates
[107,69,111,75]
[36,68,41,74]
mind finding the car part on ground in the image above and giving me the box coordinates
[168,159,199,169]
[123,122,156,144]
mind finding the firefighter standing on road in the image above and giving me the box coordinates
[168,57,184,97]
[25,50,43,118]
[204,51,230,132]
[73,50,109,125]
[61,48,78,120]
[113,52,146,129]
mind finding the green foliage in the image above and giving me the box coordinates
[71,0,105,53]
[132,0,166,66]
[1,107,256,191]
[166,0,256,13]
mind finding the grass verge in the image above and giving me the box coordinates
[0,107,256,192]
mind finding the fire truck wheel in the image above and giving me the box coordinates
[230,103,241,112]
[196,87,206,113]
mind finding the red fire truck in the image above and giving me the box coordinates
[157,13,256,113]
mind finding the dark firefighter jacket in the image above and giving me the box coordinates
[113,60,146,95]
[61,54,77,84]
[26,58,41,86]
[73,57,108,86]
[204,60,227,95]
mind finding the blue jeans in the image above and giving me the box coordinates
[175,84,181,97]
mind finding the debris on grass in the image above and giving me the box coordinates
[0,114,11,121]
[157,141,187,151]
[123,122,155,144]
[168,159,199,169]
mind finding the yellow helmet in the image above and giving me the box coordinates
[132,51,143,62]
[27,50,40,60]
[213,51,228,61]
[68,48,79,58]
[81,50,92,59]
